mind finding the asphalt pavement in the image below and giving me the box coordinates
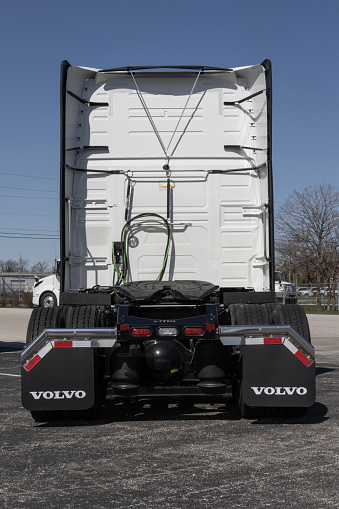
[0,309,338,508]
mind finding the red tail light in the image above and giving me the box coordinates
[184,327,204,336]
[131,328,152,336]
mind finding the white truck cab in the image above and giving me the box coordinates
[32,264,60,307]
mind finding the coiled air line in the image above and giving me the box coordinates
[112,213,171,285]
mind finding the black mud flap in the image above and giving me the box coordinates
[21,348,95,411]
[241,345,315,407]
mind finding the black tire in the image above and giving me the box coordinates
[271,304,311,343]
[231,304,310,419]
[229,304,270,418]
[57,305,71,323]
[65,305,99,328]
[65,305,103,420]
[229,304,309,419]
[229,303,269,326]
[270,304,310,419]
[25,307,65,422]
[271,304,311,418]
[26,307,65,345]
[39,291,57,308]
[262,302,277,322]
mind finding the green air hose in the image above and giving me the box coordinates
[112,213,171,288]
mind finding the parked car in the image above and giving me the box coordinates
[319,287,339,297]
[297,287,316,297]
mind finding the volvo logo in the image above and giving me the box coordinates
[251,387,307,396]
[29,390,86,400]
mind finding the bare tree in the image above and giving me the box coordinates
[275,183,339,288]
[0,257,29,272]
[31,261,50,274]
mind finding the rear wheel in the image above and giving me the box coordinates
[271,304,311,343]
[270,303,311,418]
[229,304,308,419]
[65,305,100,328]
[65,305,104,420]
[229,303,269,327]
[26,307,65,346]
[229,304,270,418]
[262,302,277,322]
[26,307,65,422]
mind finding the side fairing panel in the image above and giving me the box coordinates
[61,63,272,292]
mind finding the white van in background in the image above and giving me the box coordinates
[32,262,60,307]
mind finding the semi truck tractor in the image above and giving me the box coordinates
[21,60,315,421]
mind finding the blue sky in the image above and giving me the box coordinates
[0,0,338,270]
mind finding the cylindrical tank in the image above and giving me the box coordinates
[143,339,185,384]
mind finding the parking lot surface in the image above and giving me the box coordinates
[0,309,338,508]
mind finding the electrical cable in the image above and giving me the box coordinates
[0,235,59,239]
[0,194,58,200]
[0,212,57,217]
[0,171,58,180]
[0,185,58,193]
[0,227,59,232]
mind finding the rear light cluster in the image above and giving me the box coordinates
[131,328,151,337]
[158,327,178,337]
[120,323,216,337]
[184,327,204,336]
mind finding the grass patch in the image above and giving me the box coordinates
[301,304,339,315]
[0,292,33,308]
